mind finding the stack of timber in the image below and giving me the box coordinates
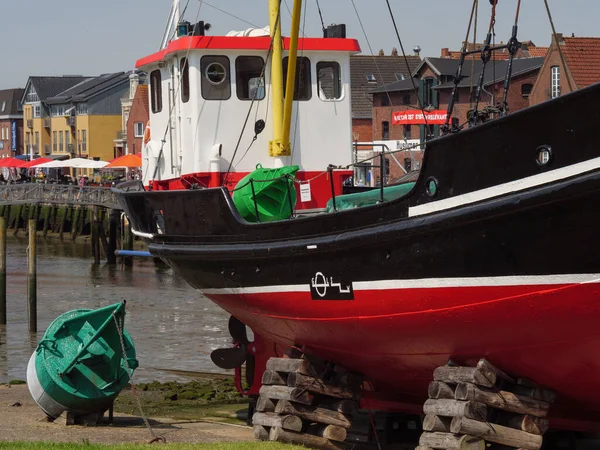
[417,359,557,450]
[253,356,363,450]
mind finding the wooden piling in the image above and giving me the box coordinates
[42,206,51,237]
[122,214,133,267]
[107,209,118,265]
[27,219,37,333]
[0,217,6,325]
[91,206,100,264]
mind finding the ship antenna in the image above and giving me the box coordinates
[315,0,326,35]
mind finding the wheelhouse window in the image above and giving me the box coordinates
[201,55,231,101]
[236,56,265,100]
[150,70,163,113]
[551,66,560,98]
[180,58,190,103]
[317,61,342,100]
[283,56,312,101]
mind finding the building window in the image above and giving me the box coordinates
[381,95,390,107]
[77,130,81,153]
[366,74,377,83]
[26,89,39,103]
[423,78,435,107]
[236,56,265,100]
[76,103,88,115]
[150,70,163,113]
[201,56,231,101]
[53,131,57,152]
[317,61,342,100]
[33,105,41,118]
[66,132,71,153]
[1,102,5,112]
[51,105,66,117]
[426,124,435,139]
[134,122,144,137]
[521,83,533,98]
[35,132,39,150]
[382,121,390,140]
[551,66,560,98]
[180,58,190,103]
[402,94,411,105]
[404,158,412,172]
[403,124,411,139]
[59,131,64,152]
[82,130,87,153]
[283,56,312,101]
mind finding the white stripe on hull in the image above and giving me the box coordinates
[200,274,600,295]
[409,156,600,217]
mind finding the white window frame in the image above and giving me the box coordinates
[551,66,560,98]
[134,122,144,138]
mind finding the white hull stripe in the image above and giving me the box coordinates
[200,274,600,295]
[409,156,600,217]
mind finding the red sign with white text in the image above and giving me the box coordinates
[392,110,449,125]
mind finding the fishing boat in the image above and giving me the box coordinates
[115,0,600,431]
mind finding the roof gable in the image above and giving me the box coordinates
[46,72,129,105]
[25,76,90,103]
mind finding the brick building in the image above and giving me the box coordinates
[126,84,149,156]
[370,57,543,182]
[350,53,421,142]
[529,34,600,106]
[441,40,548,60]
[0,88,24,158]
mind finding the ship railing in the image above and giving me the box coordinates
[0,183,120,209]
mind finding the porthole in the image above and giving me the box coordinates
[425,177,438,198]
[536,145,552,166]
[205,62,227,85]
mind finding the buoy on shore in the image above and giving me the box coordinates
[27,301,138,422]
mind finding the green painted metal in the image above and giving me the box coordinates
[325,182,416,212]
[233,164,299,222]
[33,301,137,413]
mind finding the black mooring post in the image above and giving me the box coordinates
[379,151,385,203]
[328,165,336,211]
[249,179,260,223]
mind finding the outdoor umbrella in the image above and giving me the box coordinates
[0,157,23,168]
[36,158,108,169]
[21,158,53,168]
[104,153,142,169]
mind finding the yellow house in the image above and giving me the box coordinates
[22,73,130,163]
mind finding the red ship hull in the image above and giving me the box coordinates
[205,277,600,430]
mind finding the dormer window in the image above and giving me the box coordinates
[395,73,405,81]
[366,74,377,83]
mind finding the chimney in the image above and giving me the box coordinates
[378,49,385,56]
[441,48,450,58]
[129,72,140,100]
[391,47,398,57]
[554,33,564,44]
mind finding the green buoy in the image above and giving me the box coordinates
[27,301,138,419]
[233,164,299,222]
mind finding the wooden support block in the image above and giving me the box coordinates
[428,381,455,399]
[315,398,358,415]
[434,365,496,388]
[477,359,516,384]
[266,357,315,376]
[259,385,313,405]
[423,399,487,420]
[497,412,549,436]
[256,396,277,412]
[287,372,355,399]
[269,426,347,450]
[455,383,550,418]
[262,370,288,386]
[414,447,434,450]
[252,412,303,432]
[422,414,451,432]
[451,416,543,450]
[306,424,347,442]
[253,424,270,440]
[509,384,557,404]
[419,432,485,450]
[275,399,352,428]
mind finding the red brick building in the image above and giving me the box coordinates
[369,57,543,183]
[126,85,149,156]
[529,34,600,106]
[0,88,24,157]
[441,40,548,60]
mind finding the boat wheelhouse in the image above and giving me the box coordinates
[138,31,360,209]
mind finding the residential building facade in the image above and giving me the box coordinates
[529,34,600,106]
[0,88,24,157]
[126,84,149,156]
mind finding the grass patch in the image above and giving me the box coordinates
[0,443,303,450]
[114,379,250,424]
[9,379,27,385]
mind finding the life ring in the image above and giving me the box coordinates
[143,121,151,145]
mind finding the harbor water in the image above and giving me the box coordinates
[0,236,232,384]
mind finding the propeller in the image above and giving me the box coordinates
[210,316,256,387]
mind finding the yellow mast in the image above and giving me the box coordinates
[269,0,302,158]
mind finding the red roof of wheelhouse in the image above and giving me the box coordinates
[136,36,362,68]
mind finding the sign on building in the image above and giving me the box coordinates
[392,110,449,125]
[11,121,17,152]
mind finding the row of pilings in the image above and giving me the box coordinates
[0,203,134,265]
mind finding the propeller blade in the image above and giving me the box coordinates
[210,347,248,370]
[245,353,256,387]
[228,316,249,345]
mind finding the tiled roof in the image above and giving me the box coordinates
[0,88,25,116]
[28,76,90,102]
[46,72,130,105]
[528,47,549,58]
[562,37,600,88]
[441,41,548,60]
[350,55,421,119]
